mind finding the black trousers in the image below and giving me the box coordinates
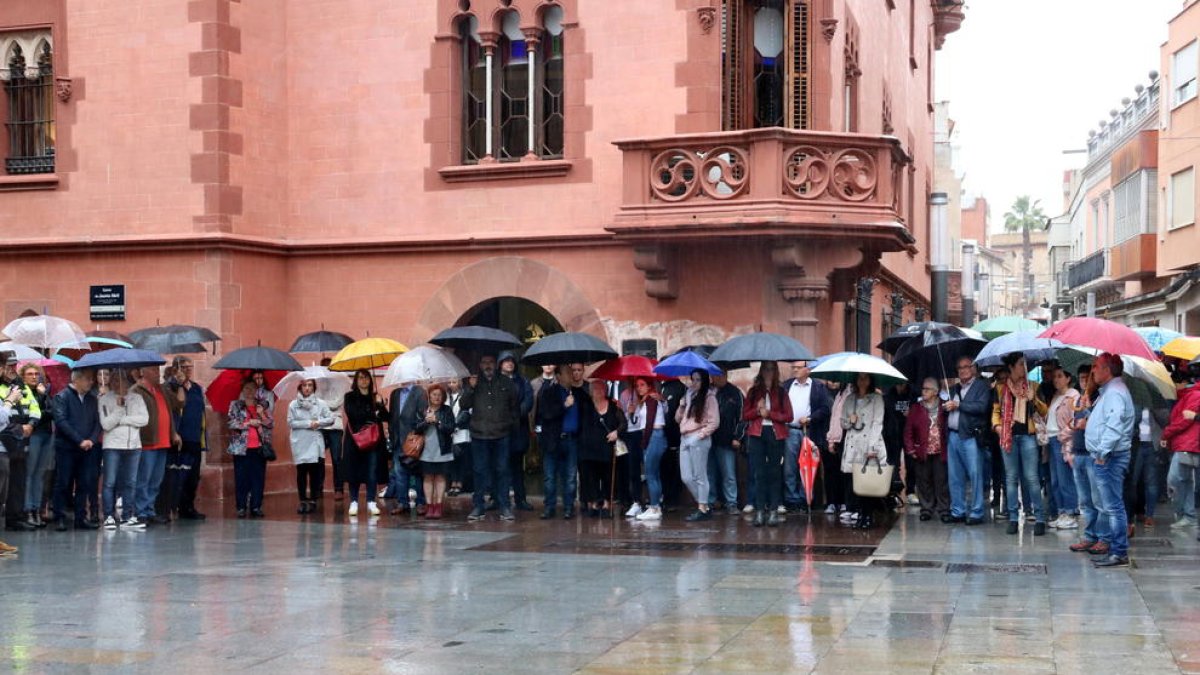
[323,430,344,494]
[661,446,682,507]
[296,462,325,501]
[912,457,950,517]
[821,446,846,507]
[748,427,784,512]
[5,450,25,524]
[578,458,612,505]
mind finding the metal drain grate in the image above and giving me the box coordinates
[546,540,876,556]
[869,559,945,569]
[945,562,1047,574]
[1130,537,1172,548]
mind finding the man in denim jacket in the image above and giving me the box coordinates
[1084,352,1135,567]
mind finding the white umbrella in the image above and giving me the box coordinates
[272,366,352,404]
[3,315,87,350]
[810,352,908,388]
[0,341,43,361]
[382,346,470,388]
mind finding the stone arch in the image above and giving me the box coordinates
[410,256,604,345]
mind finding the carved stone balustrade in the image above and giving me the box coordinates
[609,128,912,250]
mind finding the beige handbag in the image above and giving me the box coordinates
[853,457,894,498]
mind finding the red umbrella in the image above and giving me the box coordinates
[797,433,820,509]
[19,359,68,395]
[589,355,661,381]
[206,369,288,415]
[1038,317,1156,360]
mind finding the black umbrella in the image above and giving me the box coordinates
[289,330,354,354]
[878,321,961,355]
[709,332,815,366]
[130,324,221,355]
[213,346,302,372]
[891,325,986,383]
[521,332,617,366]
[430,326,523,352]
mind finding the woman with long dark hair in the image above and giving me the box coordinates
[993,353,1049,536]
[742,361,793,526]
[341,369,388,518]
[675,369,719,521]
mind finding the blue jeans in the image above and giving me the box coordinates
[1167,452,1199,520]
[643,429,667,507]
[1126,441,1159,517]
[1048,438,1077,516]
[387,449,427,507]
[471,436,510,511]
[135,449,168,518]
[947,431,984,519]
[102,448,141,519]
[24,429,52,512]
[1003,434,1044,523]
[1094,451,1131,558]
[542,432,578,511]
[1072,453,1107,543]
[707,443,737,507]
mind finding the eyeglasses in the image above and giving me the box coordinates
[922,387,936,392]
[957,365,973,371]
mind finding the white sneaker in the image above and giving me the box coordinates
[1171,516,1195,530]
[906,494,920,505]
[838,504,848,513]
[348,501,359,516]
[625,503,643,518]
[377,487,388,500]
[742,504,756,514]
[776,505,788,514]
[122,517,146,530]
[103,516,118,530]
[824,504,837,515]
[635,507,662,521]
[839,511,859,522]
[1057,515,1078,529]
[368,500,381,517]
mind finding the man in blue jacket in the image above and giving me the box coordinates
[782,361,831,513]
[1086,352,1135,568]
[51,369,102,531]
[499,352,535,511]
[944,357,990,525]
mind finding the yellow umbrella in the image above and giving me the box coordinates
[1161,336,1200,361]
[328,337,409,372]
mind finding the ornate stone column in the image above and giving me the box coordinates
[772,241,881,353]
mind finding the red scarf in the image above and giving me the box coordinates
[999,379,1031,452]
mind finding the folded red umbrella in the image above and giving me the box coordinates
[798,433,820,508]
[206,369,288,415]
[1038,317,1156,361]
[589,355,661,381]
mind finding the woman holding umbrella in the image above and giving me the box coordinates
[993,353,1049,536]
[841,373,887,529]
[342,369,388,517]
[742,362,793,527]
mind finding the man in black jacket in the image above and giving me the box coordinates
[461,355,519,522]
[782,362,832,513]
[499,352,535,511]
[944,357,990,525]
[883,381,914,504]
[51,369,102,531]
[659,378,686,509]
[708,370,745,514]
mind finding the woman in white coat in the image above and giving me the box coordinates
[840,372,887,530]
[99,370,150,529]
[288,379,334,514]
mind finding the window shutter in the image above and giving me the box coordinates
[786,0,810,129]
[721,0,744,131]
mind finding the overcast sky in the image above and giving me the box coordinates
[935,1,1180,230]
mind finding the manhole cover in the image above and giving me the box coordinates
[869,559,944,569]
[945,563,1046,574]
[1130,538,1172,548]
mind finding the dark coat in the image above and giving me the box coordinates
[343,389,387,435]
[883,385,915,454]
[414,405,456,459]
[579,398,627,462]
[461,372,519,440]
[903,401,948,462]
[660,379,687,448]
[712,382,745,447]
[52,386,102,452]
[950,378,991,438]
[388,386,428,449]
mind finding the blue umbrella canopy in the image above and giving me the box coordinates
[1134,327,1183,353]
[653,350,722,378]
[973,330,1067,369]
[74,348,167,370]
[709,332,815,366]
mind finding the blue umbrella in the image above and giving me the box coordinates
[973,330,1066,369]
[50,353,75,368]
[1134,327,1182,353]
[653,350,722,378]
[74,348,167,370]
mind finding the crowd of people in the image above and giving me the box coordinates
[0,345,1191,569]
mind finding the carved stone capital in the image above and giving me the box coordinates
[521,27,542,47]
[697,7,717,35]
[633,245,678,300]
[55,76,72,102]
[820,18,838,42]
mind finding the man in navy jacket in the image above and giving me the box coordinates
[782,362,832,512]
[945,357,991,524]
[51,369,102,531]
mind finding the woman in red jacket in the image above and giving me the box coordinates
[903,377,950,522]
[742,361,793,527]
[1163,377,1200,528]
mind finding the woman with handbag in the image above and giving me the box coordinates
[416,384,456,519]
[228,379,274,518]
[288,379,334,514]
[903,378,950,522]
[992,353,1050,536]
[342,369,388,518]
[840,373,887,530]
[579,379,626,518]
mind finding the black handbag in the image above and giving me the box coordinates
[259,439,277,462]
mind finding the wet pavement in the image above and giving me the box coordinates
[2,495,1199,673]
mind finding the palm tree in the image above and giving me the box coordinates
[1003,196,1047,314]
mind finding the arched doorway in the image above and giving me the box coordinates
[454,296,564,379]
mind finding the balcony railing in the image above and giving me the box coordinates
[610,128,911,245]
[1110,233,1156,281]
[1066,249,1109,290]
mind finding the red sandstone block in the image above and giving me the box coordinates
[190,103,230,131]
[201,76,244,107]
[188,50,229,77]
[201,22,242,53]
[188,0,230,24]
[191,152,230,184]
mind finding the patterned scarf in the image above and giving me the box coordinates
[999,379,1030,452]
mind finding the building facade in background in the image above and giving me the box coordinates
[0,0,965,494]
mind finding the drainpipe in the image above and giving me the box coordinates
[930,192,950,322]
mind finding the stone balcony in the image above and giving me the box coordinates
[608,128,913,249]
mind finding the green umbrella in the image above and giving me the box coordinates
[972,316,1041,340]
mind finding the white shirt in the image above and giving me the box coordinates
[789,379,812,426]
[1139,408,1151,441]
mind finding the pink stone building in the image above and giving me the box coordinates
[0,0,963,496]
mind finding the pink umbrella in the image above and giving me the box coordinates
[1038,317,1156,361]
[19,359,69,394]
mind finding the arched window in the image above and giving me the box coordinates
[3,38,55,174]
[457,3,565,165]
[722,0,809,131]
